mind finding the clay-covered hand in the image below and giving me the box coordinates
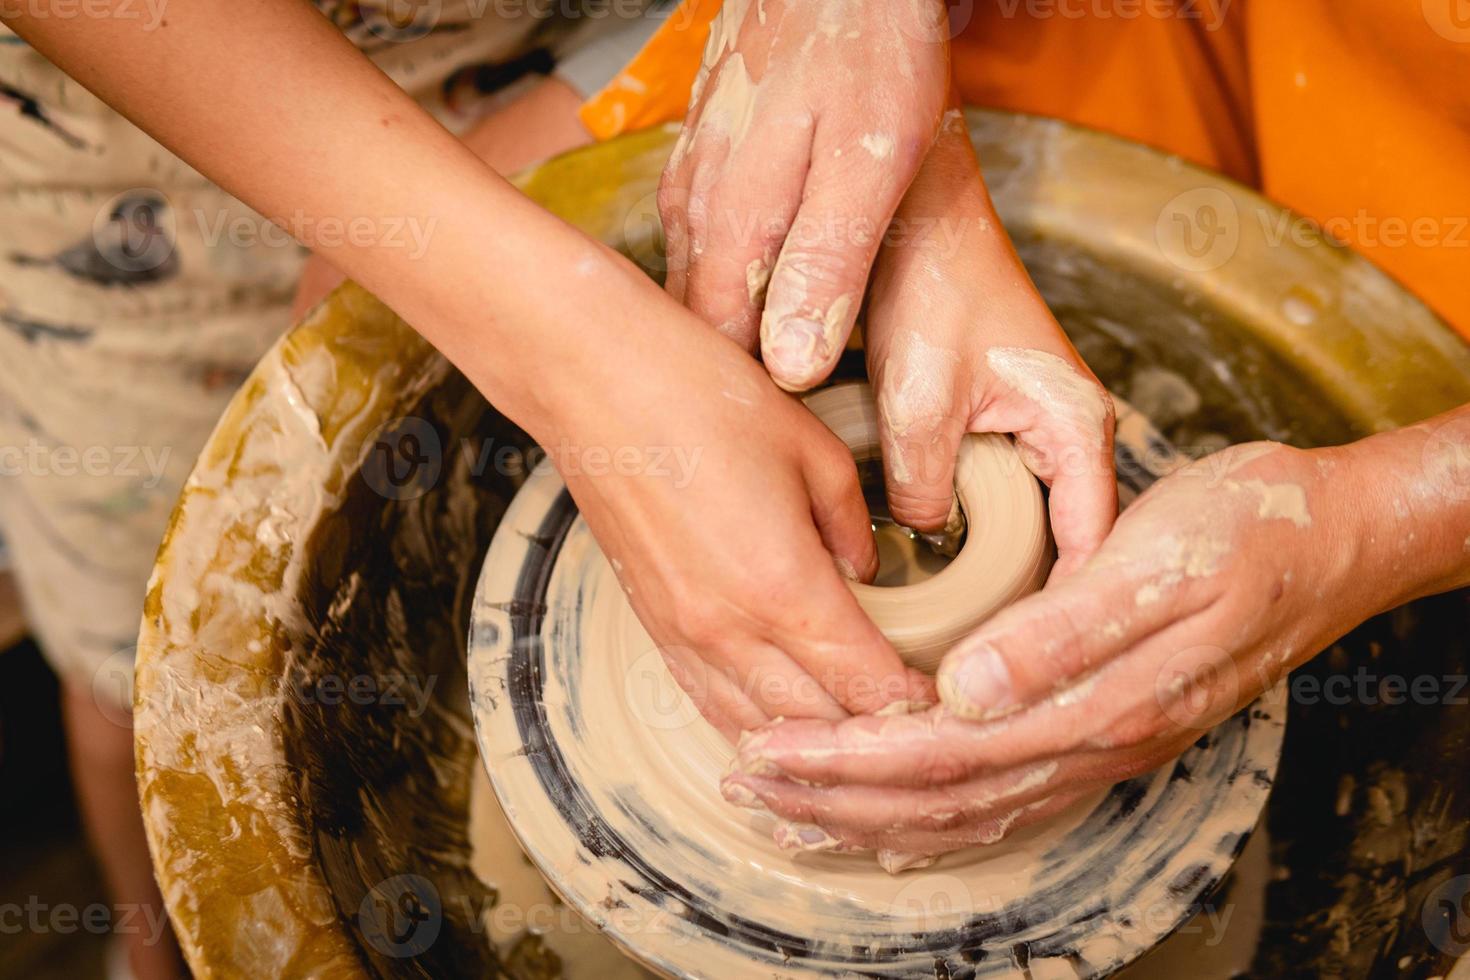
[863,108,1116,575]
[658,0,951,390]
[547,306,934,742]
[719,432,1470,864]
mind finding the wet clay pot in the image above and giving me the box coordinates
[135,111,1470,978]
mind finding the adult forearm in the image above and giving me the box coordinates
[1342,403,1470,607]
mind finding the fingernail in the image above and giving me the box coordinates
[943,497,965,538]
[763,317,828,386]
[938,644,1015,720]
[833,556,859,581]
[735,728,770,754]
[877,850,938,874]
[737,754,785,777]
[773,820,842,852]
[919,499,964,558]
[875,699,933,717]
[720,779,770,812]
[733,732,784,776]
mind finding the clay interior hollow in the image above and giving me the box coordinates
[856,453,965,588]
[807,382,1052,673]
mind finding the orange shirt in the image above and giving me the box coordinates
[581,0,1470,339]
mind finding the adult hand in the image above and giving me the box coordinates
[543,288,934,742]
[863,108,1116,575]
[719,430,1465,864]
[659,0,951,390]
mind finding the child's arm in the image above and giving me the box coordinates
[288,75,593,321]
[8,0,610,429]
[5,0,932,729]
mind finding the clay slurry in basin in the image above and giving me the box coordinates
[804,383,1052,672]
[467,380,1286,978]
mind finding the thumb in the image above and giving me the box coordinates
[759,128,918,392]
[871,333,966,532]
[804,441,879,584]
[935,571,1174,720]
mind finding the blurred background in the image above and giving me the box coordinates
[0,545,111,978]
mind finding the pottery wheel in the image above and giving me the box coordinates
[467,384,1285,978]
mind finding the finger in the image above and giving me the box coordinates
[661,637,855,739]
[722,757,1071,836]
[803,436,879,583]
[766,559,937,716]
[739,603,1238,787]
[760,122,922,392]
[869,329,966,531]
[797,440,939,713]
[749,784,1092,857]
[655,645,772,741]
[1042,410,1118,579]
[755,516,936,716]
[861,790,1092,858]
[935,564,1181,720]
[682,111,813,351]
[706,639,849,727]
[734,693,1187,791]
[657,162,694,303]
[725,734,1186,840]
[979,350,1117,577]
[732,708,999,788]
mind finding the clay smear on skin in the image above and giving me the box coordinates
[859,131,897,161]
[672,0,754,169]
[1221,478,1312,528]
[1131,533,1232,607]
[759,268,854,388]
[691,0,750,105]
[745,255,772,304]
[985,347,1112,445]
[1133,476,1312,606]
[879,330,960,484]
[698,53,758,151]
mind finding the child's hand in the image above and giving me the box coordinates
[539,279,934,741]
[864,110,1117,576]
[658,0,951,390]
